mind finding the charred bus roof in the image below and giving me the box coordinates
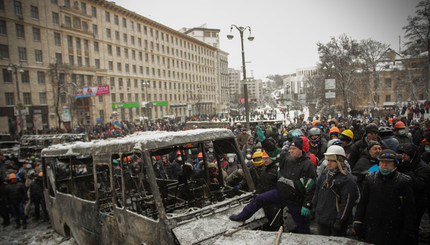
[42,129,234,157]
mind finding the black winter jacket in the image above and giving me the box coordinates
[355,171,416,245]
[29,178,44,201]
[349,136,388,169]
[5,182,26,205]
[313,169,358,227]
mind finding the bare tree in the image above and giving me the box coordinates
[317,34,361,115]
[358,39,390,107]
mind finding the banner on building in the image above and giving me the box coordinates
[76,85,110,98]
[112,102,140,109]
[62,107,71,122]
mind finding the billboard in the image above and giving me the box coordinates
[75,85,110,98]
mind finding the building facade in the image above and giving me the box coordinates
[0,0,218,134]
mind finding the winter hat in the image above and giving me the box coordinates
[396,143,418,158]
[367,140,381,151]
[378,149,398,162]
[299,136,309,152]
[365,123,379,134]
[290,137,304,151]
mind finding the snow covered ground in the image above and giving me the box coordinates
[0,220,77,245]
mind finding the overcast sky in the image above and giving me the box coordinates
[117,0,420,80]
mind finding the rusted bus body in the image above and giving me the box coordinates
[41,129,266,244]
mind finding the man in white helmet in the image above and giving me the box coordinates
[312,145,359,237]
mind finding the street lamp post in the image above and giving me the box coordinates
[142,80,150,119]
[227,25,254,131]
[8,63,24,135]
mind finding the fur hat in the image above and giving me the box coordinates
[291,137,303,151]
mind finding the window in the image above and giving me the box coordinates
[77,56,82,66]
[84,39,89,51]
[51,0,57,4]
[65,16,71,28]
[68,55,74,65]
[131,36,135,45]
[39,92,47,104]
[31,5,39,19]
[18,47,26,61]
[384,78,392,88]
[14,0,22,16]
[55,52,62,64]
[91,6,96,17]
[110,77,115,87]
[37,71,45,84]
[94,41,99,52]
[54,32,61,46]
[385,94,391,102]
[76,37,81,50]
[105,11,110,22]
[67,35,73,48]
[117,62,121,72]
[73,17,80,29]
[115,31,119,41]
[80,2,86,14]
[3,69,12,83]
[124,48,128,58]
[114,15,118,25]
[108,61,113,71]
[0,44,9,59]
[106,28,111,38]
[0,20,6,35]
[16,24,24,38]
[116,46,120,56]
[111,93,116,102]
[85,57,89,67]
[5,93,14,105]
[123,33,127,43]
[52,12,59,25]
[82,21,88,32]
[21,70,29,83]
[92,24,97,36]
[107,44,112,55]
[122,18,126,27]
[35,49,43,62]
[33,28,41,42]
[95,59,100,69]
[125,64,129,73]
[97,76,102,86]
[64,0,70,8]
[137,23,141,32]
[23,93,31,105]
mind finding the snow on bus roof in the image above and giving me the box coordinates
[41,128,234,157]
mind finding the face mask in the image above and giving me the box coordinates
[177,157,182,161]
[425,147,430,153]
[228,158,234,163]
[380,168,394,175]
[398,130,406,135]
[246,154,252,159]
[209,149,214,153]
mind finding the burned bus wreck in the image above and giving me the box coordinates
[41,129,267,244]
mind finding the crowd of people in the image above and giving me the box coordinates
[2,108,430,245]
[228,115,430,245]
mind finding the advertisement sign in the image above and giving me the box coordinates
[325,79,336,90]
[112,102,141,109]
[325,92,336,99]
[75,85,110,98]
[151,101,168,106]
[62,107,71,122]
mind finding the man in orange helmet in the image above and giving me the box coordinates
[393,121,412,144]
[5,173,27,229]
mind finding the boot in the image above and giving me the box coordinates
[229,214,246,222]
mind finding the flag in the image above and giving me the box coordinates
[113,122,122,129]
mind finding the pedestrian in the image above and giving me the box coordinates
[313,145,358,236]
[5,173,27,229]
[229,129,316,234]
[354,149,416,245]
[29,172,49,221]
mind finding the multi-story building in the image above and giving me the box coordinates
[0,0,218,134]
[180,25,230,115]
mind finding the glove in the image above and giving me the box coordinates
[301,206,310,217]
[353,221,365,239]
[333,219,342,235]
[233,184,241,190]
[256,126,266,142]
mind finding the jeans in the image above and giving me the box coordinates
[10,201,27,225]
